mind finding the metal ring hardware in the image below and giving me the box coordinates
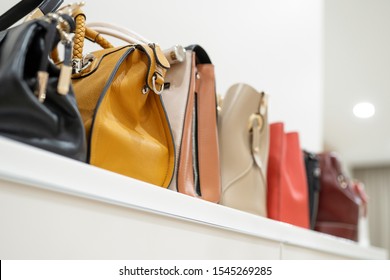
[152,74,164,95]
[142,86,149,95]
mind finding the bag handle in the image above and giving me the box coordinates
[71,10,170,94]
[0,0,63,31]
[71,10,114,68]
[72,13,144,59]
[87,21,151,45]
[185,44,212,64]
[83,21,186,65]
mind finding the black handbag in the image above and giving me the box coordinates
[303,150,321,229]
[0,0,63,31]
[0,10,87,161]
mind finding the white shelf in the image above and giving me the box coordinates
[0,137,387,259]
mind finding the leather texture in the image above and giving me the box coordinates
[267,123,310,228]
[218,83,269,216]
[303,150,321,229]
[71,18,174,187]
[315,152,361,241]
[195,64,221,202]
[0,19,86,161]
[85,27,114,49]
[163,46,221,202]
[73,45,174,188]
[73,13,86,59]
[175,53,197,195]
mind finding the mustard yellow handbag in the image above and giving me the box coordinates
[69,11,175,187]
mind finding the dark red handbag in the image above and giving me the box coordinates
[315,152,361,241]
[267,122,310,228]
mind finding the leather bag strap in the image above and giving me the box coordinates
[71,11,115,58]
[186,45,212,64]
[0,0,63,31]
[72,10,87,59]
[87,22,151,45]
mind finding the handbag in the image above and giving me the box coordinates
[303,150,321,229]
[169,45,221,202]
[0,8,87,161]
[218,83,269,216]
[267,122,310,228]
[86,22,221,202]
[69,13,175,187]
[0,0,63,31]
[315,152,361,241]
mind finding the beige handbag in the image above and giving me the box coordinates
[218,83,269,216]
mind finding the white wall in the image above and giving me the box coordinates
[81,0,324,152]
[324,0,390,167]
[0,0,324,152]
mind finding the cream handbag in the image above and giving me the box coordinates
[218,83,269,216]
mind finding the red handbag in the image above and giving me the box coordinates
[267,122,310,228]
[315,152,361,241]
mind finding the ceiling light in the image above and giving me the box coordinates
[353,102,375,119]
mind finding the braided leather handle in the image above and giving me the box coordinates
[72,12,86,59]
[72,9,114,59]
[85,27,114,49]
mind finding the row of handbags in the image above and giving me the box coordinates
[218,83,369,243]
[0,1,369,243]
[218,84,310,228]
[72,15,221,200]
[0,1,220,200]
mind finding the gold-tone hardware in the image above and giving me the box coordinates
[248,113,264,132]
[56,14,72,35]
[24,8,44,22]
[35,71,49,103]
[337,174,348,189]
